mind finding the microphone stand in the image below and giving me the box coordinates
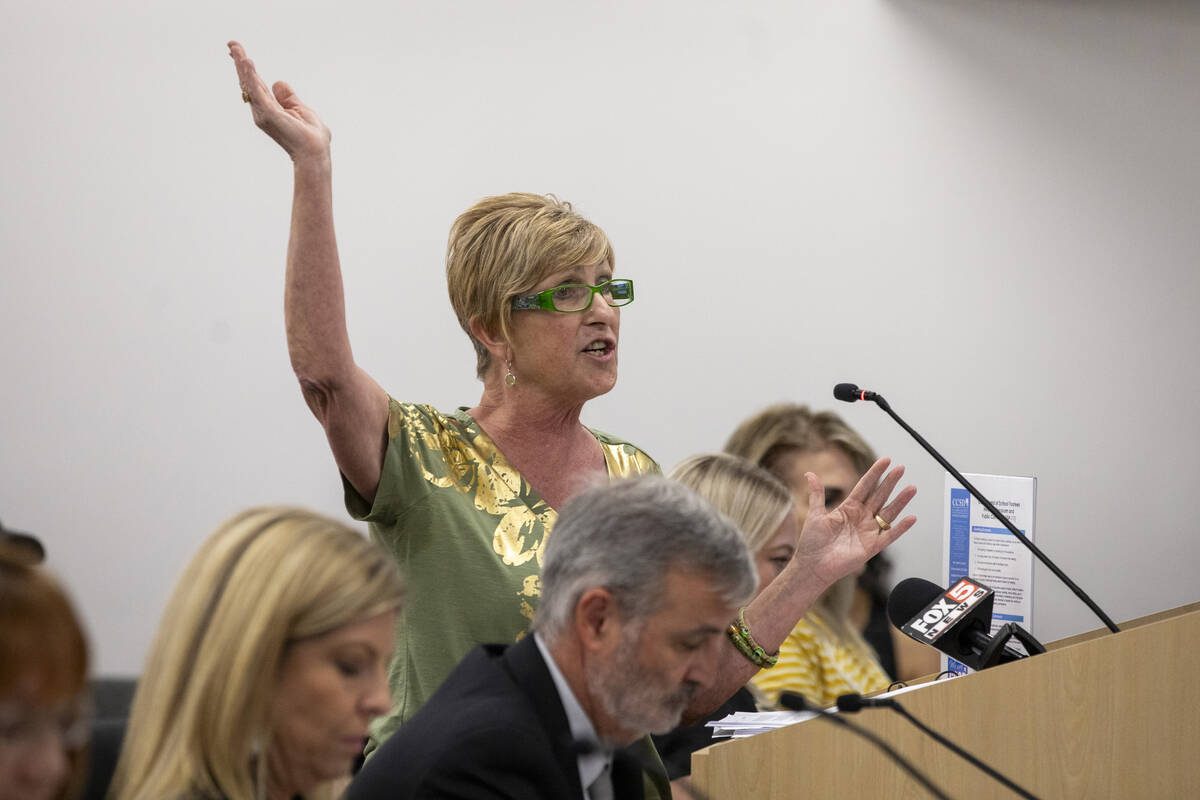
[849,388,1119,634]
[778,692,953,800]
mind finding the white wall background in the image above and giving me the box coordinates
[2,0,1198,676]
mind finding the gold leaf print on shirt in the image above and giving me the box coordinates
[493,506,553,566]
[404,414,521,516]
[517,575,541,622]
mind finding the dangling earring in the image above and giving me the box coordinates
[504,361,516,387]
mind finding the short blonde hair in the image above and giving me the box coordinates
[669,454,794,553]
[724,403,878,479]
[446,193,614,378]
[0,552,89,800]
[111,507,404,800]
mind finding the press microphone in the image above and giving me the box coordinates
[778,692,952,800]
[833,381,1120,634]
[887,576,1043,670]
[836,693,1041,799]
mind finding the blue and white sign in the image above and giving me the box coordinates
[941,473,1037,675]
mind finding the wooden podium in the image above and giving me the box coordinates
[691,603,1200,799]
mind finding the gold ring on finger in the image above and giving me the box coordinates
[241,90,251,103]
[874,514,890,533]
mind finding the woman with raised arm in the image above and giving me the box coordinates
[227,42,919,780]
[725,403,941,707]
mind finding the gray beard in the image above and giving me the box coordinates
[585,627,697,744]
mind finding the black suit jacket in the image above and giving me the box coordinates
[347,636,646,800]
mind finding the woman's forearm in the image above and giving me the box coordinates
[683,462,917,721]
[682,561,827,722]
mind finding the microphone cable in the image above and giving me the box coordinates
[837,693,1040,799]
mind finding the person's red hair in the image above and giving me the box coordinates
[0,547,90,800]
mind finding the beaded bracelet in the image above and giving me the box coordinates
[726,608,779,669]
[737,608,778,666]
[727,624,765,667]
[727,623,777,669]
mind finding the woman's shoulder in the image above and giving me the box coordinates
[587,427,660,476]
[377,398,485,445]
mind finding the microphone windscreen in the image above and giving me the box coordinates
[836,694,867,712]
[833,383,861,402]
[778,692,809,712]
[887,577,945,629]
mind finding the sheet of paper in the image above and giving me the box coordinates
[707,710,815,738]
[942,472,1037,674]
[705,677,960,738]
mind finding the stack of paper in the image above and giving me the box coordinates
[707,710,816,738]
[706,679,951,739]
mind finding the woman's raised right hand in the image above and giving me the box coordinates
[228,41,331,162]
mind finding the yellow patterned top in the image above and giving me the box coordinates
[344,399,659,751]
[750,609,891,709]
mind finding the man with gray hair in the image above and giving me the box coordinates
[348,475,758,800]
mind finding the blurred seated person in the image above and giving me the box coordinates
[0,528,90,800]
[110,507,403,800]
[0,518,45,564]
[853,547,920,681]
[651,454,795,788]
[726,404,939,707]
[346,475,758,800]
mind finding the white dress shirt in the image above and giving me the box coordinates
[533,632,614,800]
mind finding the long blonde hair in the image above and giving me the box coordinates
[111,507,403,800]
[669,453,794,554]
[724,404,879,646]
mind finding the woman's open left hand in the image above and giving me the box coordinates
[793,457,917,589]
[228,41,331,163]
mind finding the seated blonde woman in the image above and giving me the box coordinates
[111,508,404,800]
[651,454,797,787]
[725,404,936,708]
[0,535,89,800]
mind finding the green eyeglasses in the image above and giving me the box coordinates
[511,278,635,313]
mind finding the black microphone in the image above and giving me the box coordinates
[777,692,952,800]
[833,381,1120,634]
[887,576,1043,670]
[835,693,894,711]
[833,382,882,403]
[836,694,1041,799]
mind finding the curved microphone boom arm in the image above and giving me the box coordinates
[833,383,1119,634]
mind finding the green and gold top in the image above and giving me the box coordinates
[345,399,660,751]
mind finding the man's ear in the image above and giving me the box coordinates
[574,587,621,653]
[467,317,511,365]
